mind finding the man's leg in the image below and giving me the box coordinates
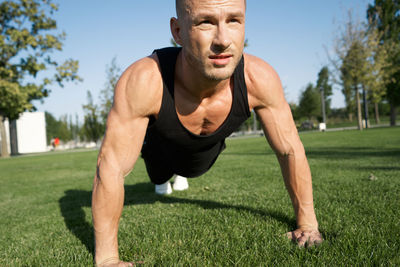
[155,174,189,194]
[142,153,188,194]
[155,180,173,195]
[173,175,189,191]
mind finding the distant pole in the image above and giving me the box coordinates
[320,87,326,124]
[75,113,79,142]
[362,87,369,128]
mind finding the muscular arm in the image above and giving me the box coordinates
[245,54,322,247]
[92,56,162,265]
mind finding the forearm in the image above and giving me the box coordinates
[277,152,318,230]
[92,166,125,264]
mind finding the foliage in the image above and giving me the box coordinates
[367,0,400,125]
[288,102,300,121]
[0,0,81,156]
[82,91,103,143]
[45,112,64,143]
[298,83,321,120]
[99,57,121,124]
[45,112,80,144]
[329,11,388,129]
[316,66,333,116]
[0,0,81,120]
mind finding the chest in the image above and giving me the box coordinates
[174,87,233,136]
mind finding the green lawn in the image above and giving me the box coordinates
[0,127,399,266]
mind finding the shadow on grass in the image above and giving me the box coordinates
[222,147,400,160]
[356,165,400,171]
[222,152,274,156]
[59,182,296,256]
[305,147,400,159]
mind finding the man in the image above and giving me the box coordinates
[92,0,323,265]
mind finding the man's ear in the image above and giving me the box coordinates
[170,17,183,46]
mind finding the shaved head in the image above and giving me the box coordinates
[175,0,246,19]
[171,0,246,81]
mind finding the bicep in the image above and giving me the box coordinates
[96,56,161,181]
[97,107,149,182]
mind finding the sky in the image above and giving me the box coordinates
[33,0,373,122]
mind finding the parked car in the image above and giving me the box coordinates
[299,121,314,130]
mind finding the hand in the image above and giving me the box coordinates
[96,258,143,267]
[286,229,323,248]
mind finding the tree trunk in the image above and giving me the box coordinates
[356,87,363,130]
[362,87,369,128]
[390,102,397,126]
[9,120,18,155]
[0,115,10,158]
[374,102,380,125]
[320,89,326,123]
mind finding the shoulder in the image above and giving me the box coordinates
[113,53,163,118]
[243,53,285,110]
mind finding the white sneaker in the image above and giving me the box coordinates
[173,175,189,191]
[155,181,172,195]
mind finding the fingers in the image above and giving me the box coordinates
[286,229,323,248]
[308,232,324,246]
[97,260,136,267]
[120,261,144,266]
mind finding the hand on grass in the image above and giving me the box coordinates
[97,258,143,267]
[286,229,323,248]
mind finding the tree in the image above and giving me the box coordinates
[57,115,72,142]
[99,57,121,125]
[316,66,333,123]
[364,26,395,124]
[45,112,74,144]
[298,83,321,120]
[45,112,58,145]
[367,0,400,126]
[289,102,300,121]
[82,91,103,143]
[340,39,368,130]
[0,0,81,157]
[329,12,373,130]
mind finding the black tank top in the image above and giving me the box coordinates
[142,47,250,177]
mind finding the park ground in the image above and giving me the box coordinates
[0,127,399,266]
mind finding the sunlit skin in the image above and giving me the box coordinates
[171,0,245,135]
[92,0,322,266]
[173,0,246,82]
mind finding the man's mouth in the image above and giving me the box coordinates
[209,54,232,66]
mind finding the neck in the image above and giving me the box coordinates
[175,51,231,100]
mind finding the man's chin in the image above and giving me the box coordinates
[203,72,232,81]
[207,68,236,81]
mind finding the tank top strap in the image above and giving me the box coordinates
[153,47,181,97]
[232,56,251,118]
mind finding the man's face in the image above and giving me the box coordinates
[177,0,246,81]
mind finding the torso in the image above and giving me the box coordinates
[146,51,262,136]
[174,79,234,136]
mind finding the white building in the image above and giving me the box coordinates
[0,112,47,154]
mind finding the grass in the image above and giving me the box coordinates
[0,127,399,266]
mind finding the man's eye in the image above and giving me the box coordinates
[200,20,211,24]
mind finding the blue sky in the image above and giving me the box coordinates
[34,0,373,122]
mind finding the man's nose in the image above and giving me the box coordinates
[212,24,231,52]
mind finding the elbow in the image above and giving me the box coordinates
[274,143,305,159]
[275,147,294,159]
